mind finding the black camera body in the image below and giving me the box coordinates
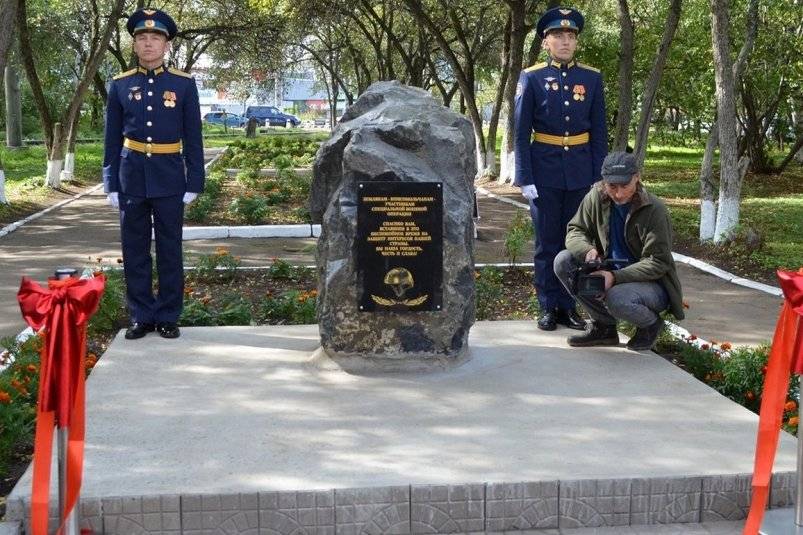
[570,258,630,297]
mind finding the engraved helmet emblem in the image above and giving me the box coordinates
[384,268,414,298]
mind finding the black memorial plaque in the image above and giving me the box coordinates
[357,182,443,312]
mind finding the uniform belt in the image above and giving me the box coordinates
[123,137,182,155]
[532,132,589,146]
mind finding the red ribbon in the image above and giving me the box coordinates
[744,269,803,534]
[17,275,105,535]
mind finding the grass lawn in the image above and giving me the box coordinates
[641,145,802,277]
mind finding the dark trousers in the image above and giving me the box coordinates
[119,194,184,324]
[528,186,589,311]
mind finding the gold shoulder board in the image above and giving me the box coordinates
[524,62,548,73]
[577,63,601,73]
[168,67,193,78]
[113,68,138,80]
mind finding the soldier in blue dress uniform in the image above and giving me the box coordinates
[103,8,205,340]
[514,6,608,331]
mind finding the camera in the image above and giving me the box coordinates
[570,259,630,297]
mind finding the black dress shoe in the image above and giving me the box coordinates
[156,322,181,339]
[125,322,155,340]
[556,308,587,330]
[537,309,558,331]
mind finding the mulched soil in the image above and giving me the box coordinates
[0,182,96,227]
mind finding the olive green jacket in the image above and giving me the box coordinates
[565,183,685,320]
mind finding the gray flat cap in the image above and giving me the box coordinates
[601,151,639,184]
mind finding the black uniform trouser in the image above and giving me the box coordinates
[119,193,184,324]
[528,185,589,312]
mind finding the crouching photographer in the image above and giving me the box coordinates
[554,151,685,351]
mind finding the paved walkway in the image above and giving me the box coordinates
[0,161,785,348]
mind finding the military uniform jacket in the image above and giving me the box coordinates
[103,65,205,197]
[514,58,607,191]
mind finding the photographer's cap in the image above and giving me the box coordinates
[601,151,639,184]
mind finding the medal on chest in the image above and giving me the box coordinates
[544,77,557,91]
[163,90,177,108]
[573,84,586,101]
[128,86,142,101]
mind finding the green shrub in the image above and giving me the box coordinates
[180,295,215,326]
[0,335,42,477]
[216,293,253,325]
[475,267,504,320]
[229,194,272,224]
[503,210,534,265]
[192,248,241,282]
[267,258,299,280]
[259,290,317,324]
[87,268,127,338]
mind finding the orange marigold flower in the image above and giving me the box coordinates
[27,364,37,373]
[701,344,710,350]
[309,289,318,297]
[85,356,98,369]
[720,342,732,351]
[0,391,11,404]
[790,416,800,427]
[682,300,690,309]
[745,391,756,401]
[785,401,797,412]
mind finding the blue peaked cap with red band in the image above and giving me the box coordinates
[126,8,178,41]
[536,7,584,38]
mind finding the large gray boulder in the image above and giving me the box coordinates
[311,81,476,372]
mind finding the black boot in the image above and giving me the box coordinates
[568,322,619,347]
[627,318,665,351]
[555,308,587,330]
[537,309,558,331]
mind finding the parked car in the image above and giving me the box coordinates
[203,111,247,128]
[244,106,301,128]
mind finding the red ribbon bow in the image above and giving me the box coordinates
[17,275,105,535]
[744,269,803,534]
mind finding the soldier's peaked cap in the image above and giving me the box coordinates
[537,7,584,38]
[126,8,178,41]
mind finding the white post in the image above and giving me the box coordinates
[46,159,64,188]
[0,170,7,204]
[699,200,716,241]
[60,152,75,182]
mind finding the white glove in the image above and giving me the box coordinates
[106,192,119,209]
[183,192,198,204]
[520,184,538,201]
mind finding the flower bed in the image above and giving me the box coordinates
[184,134,326,226]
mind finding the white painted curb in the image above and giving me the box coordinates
[0,147,230,240]
[0,183,105,238]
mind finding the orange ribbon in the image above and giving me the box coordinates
[17,275,105,535]
[744,269,803,534]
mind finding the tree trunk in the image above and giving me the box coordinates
[499,0,528,184]
[60,110,81,182]
[5,65,23,148]
[613,0,634,151]
[46,122,65,188]
[697,0,758,242]
[710,0,741,243]
[633,0,683,166]
[698,126,718,241]
[773,136,803,173]
[0,0,18,77]
[18,0,55,152]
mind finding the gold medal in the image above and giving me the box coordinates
[573,93,580,101]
